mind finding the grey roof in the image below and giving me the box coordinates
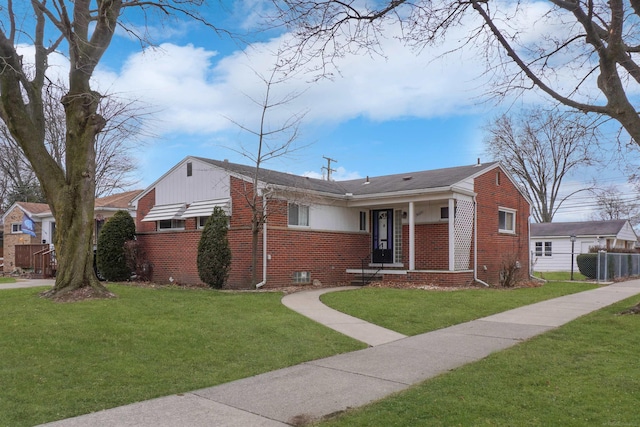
[530,220,629,237]
[195,157,500,197]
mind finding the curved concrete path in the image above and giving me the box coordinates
[281,287,407,346]
[39,280,640,427]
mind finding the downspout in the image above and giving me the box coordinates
[473,195,490,287]
[255,188,272,289]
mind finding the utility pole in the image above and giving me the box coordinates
[322,156,337,181]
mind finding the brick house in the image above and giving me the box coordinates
[1,190,141,275]
[132,157,531,288]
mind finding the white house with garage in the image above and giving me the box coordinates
[530,219,638,272]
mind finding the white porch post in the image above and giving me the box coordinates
[448,198,455,271]
[409,201,415,271]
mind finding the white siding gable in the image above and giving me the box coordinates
[617,221,638,242]
[156,158,230,205]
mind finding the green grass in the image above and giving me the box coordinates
[0,277,16,284]
[318,295,640,427]
[0,285,365,426]
[533,271,588,281]
[321,282,598,336]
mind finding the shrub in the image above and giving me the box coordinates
[576,253,597,279]
[197,207,232,288]
[96,210,136,281]
[499,253,524,287]
[124,240,152,282]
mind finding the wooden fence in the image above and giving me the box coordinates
[15,244,56,278]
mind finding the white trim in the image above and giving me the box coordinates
[409,202,415,271]
[182,198,231,218]
[448,198,455,271]
[141,203,187,222]
[498,207,517,234]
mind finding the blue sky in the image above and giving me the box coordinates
[90,11,521,180]
[24,1,640,221]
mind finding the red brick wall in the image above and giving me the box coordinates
[401,223,450,270]
[383,271,474,287]
[136,176,369,288]
[474,168,530,285]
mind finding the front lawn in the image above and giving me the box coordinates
[319,295,640,426]
[0,277,16,284]
[321,282,598,336]
[0,285,365,426]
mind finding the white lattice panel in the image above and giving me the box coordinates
[454,199,474,270]
[394,209,403,263]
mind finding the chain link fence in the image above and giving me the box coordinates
[595,252,640,282]
[532,251,640,282]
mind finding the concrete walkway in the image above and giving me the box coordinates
[0,278,55,289]
[282,287,407,346]
[40,280,640,427]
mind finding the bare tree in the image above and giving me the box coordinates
[484,108,597,223]
[0,84,144,208]
[591,186,640,228]
[225,61,308,288]
[0,1,216,299]
[0,127,44,209]
[269,0,640,144]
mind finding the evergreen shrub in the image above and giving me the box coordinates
[197,207,232,288]
[96,210,136,281]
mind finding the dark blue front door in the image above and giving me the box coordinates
[372,209,393,263]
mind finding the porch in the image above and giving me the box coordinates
[14,244,56,278]
[346,195,477,287]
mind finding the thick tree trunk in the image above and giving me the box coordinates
[41,90,111,299]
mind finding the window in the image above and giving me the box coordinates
[535,241,552,256]
[292,271,310,284]
[440,206,449,219]
[158,219,185,230]
[288,203,309,226]
[359,211,367,231]
[11,223,21,233]
[498,208,516,233]
[187,162,193,177]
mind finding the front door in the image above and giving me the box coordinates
[372,209,393,263]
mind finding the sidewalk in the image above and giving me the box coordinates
[0,278,55,289]
[41,280,640,427]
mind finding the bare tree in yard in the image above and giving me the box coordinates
[0,1,216,299]
[270,0,640,144]
[225,62,307,288]
[591,185,640,227]
[0,83,144,209]
[484,108,597,223]
[0,126,45,209]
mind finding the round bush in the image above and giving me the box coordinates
[96,210,136,281]
[576,253,597,279]
[197,207,232,288]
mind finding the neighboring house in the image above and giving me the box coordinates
[530,220,638,272]
[1,190,141,275]
[132,156,531,288]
